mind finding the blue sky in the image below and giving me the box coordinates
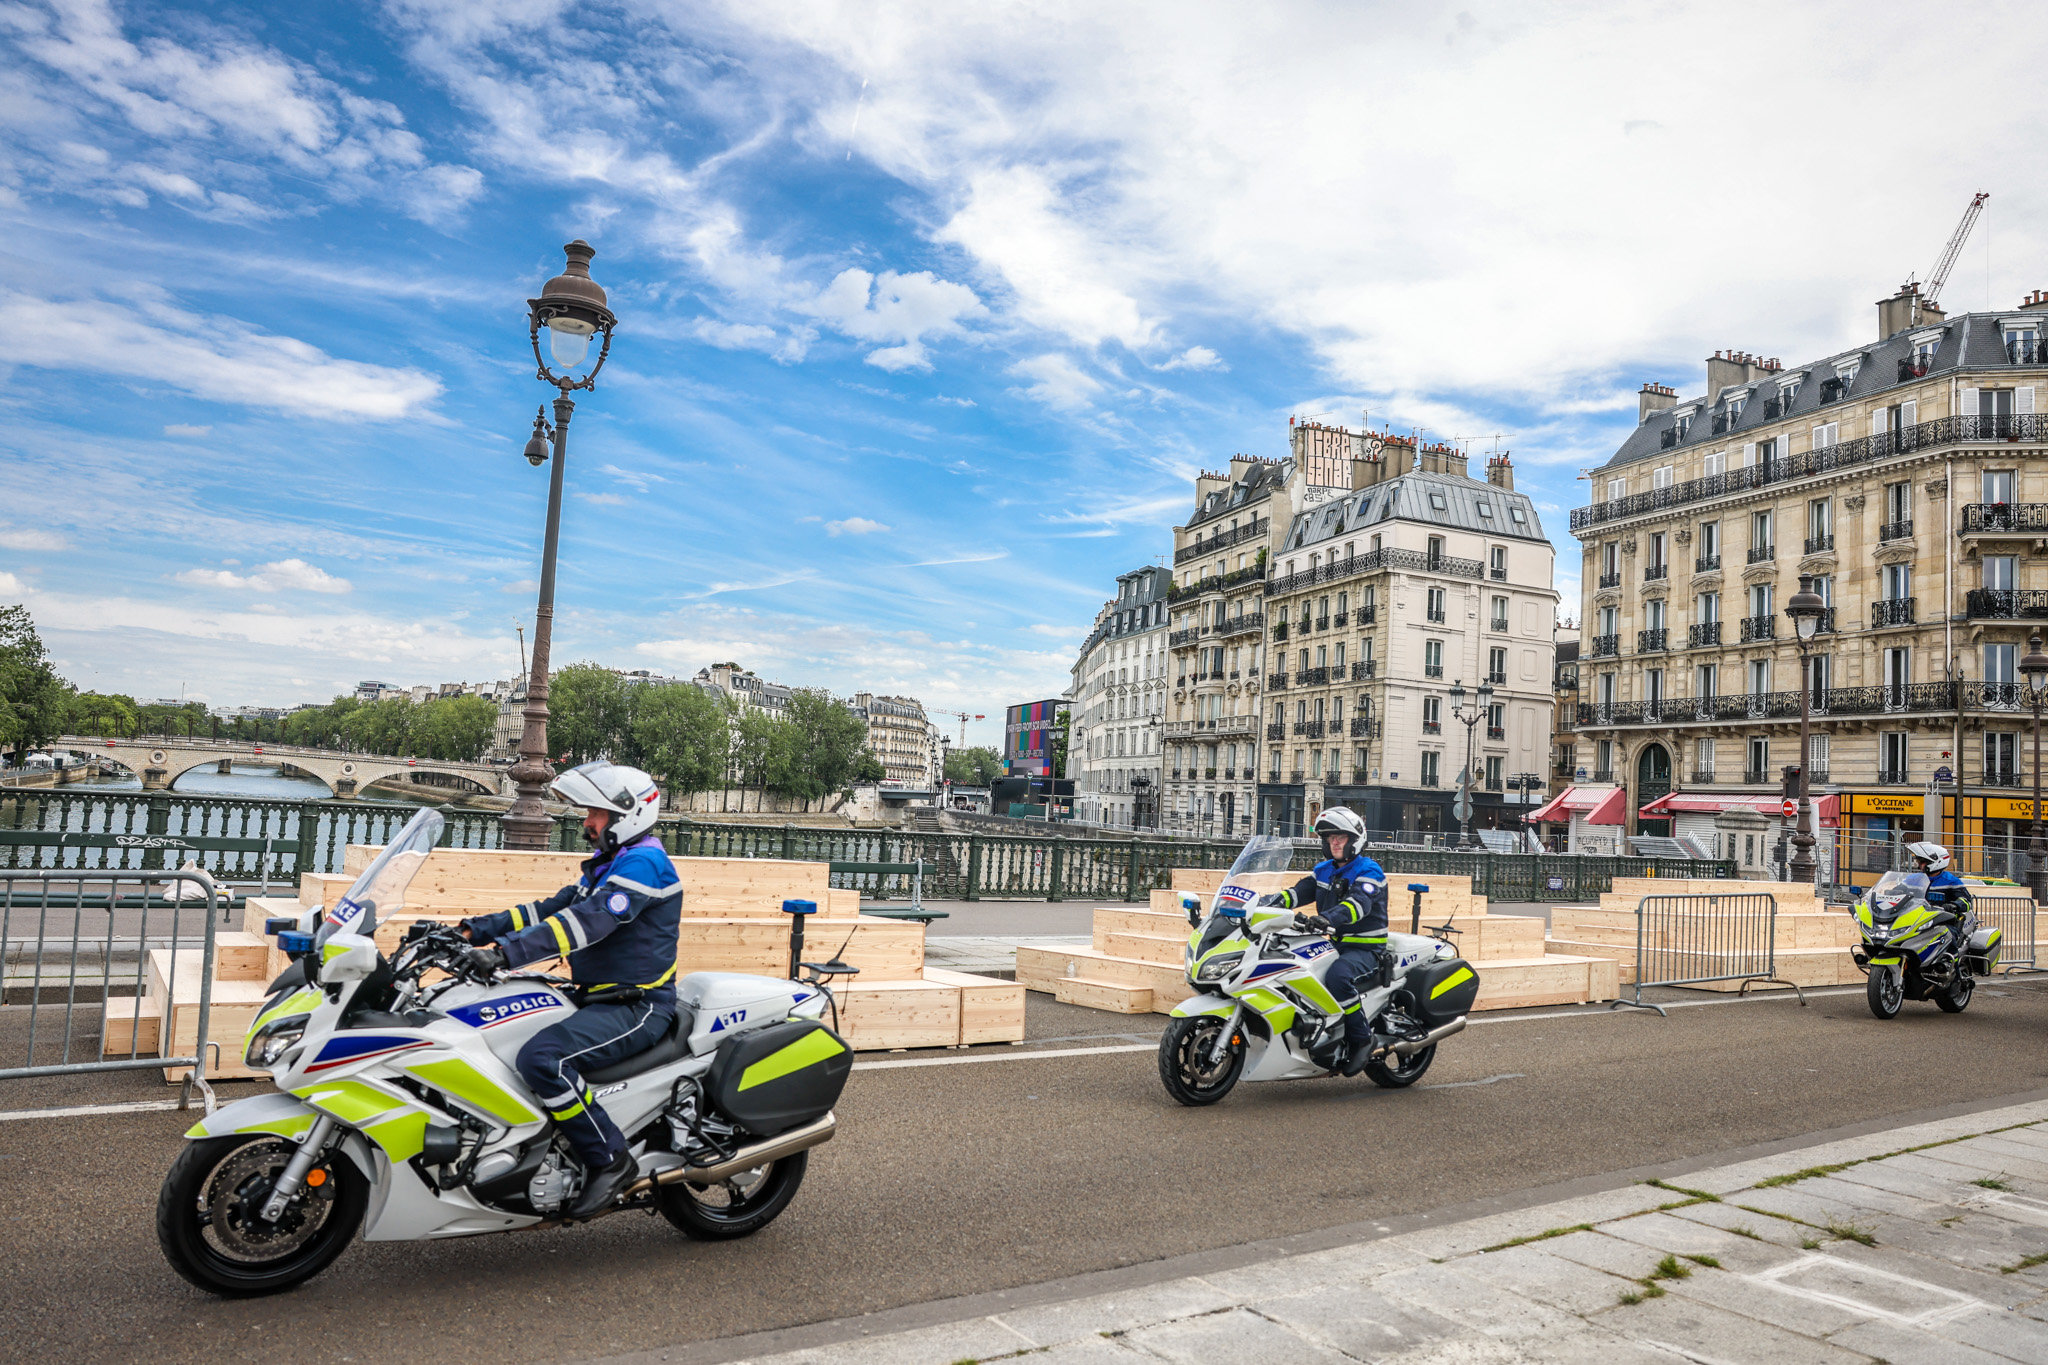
[1,1,2043,751]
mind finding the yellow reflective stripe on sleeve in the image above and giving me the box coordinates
[511,905,532,931]
[546,916,574,958]
[1430,966,1475,999]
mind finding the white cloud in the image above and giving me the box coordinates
[0,289,440,420]
[499,579,538,595]
[0,528,68,551]
[597,463,663,492]
[578,491,628,507]
[1155,346,1224,373]
[801,267,985,371]
[932,395,976,407]
[0,571,23,595]
[162,423,211,437]
[174,558,351,594]
[826,517,891,537]
[1009,354,1102,411]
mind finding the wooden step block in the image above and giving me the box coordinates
[1167,869,1294,897]
[1094,930,1185,966]
[1469,955,1602,1011]
[298,871,352,909]
[213,931,272,981]
[921,968,1026,1045]
[833,979,959,1050]
[1150,889,1204,916]
[1052,976,1153,1013]
[1119,903,1195,934]
[1434,915,1547,963]
[143,950,271,1058]
[1546,938,1638,984]
[1015,945,1192,1013]
[101,996,160,1056]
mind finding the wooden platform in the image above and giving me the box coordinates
[102,936,274,1079]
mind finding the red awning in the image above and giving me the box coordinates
[1527,785,1628,826]
[1638,790,1840,829]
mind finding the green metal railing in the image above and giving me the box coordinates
[0,790,1732,900]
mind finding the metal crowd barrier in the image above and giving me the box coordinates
[1973,895,2040,974]
[0,869,220,1109]
[1612,891,1802,1016]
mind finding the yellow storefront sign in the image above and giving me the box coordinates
[1982,797,2048,821]
[1844,794,1923,817]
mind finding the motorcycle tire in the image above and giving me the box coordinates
[1935,970,1974,1014]
[658,1151,807,1240]
[1364,1042,1436,1089]
[1157,1015,1244,1107]
[1866,966,1904,1020]
[157,1135,367,1297]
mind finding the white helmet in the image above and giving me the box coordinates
[1313,806,1367,861]
[550,760,662,850]
[1906,841,1950,875]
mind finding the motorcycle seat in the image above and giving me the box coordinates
[583,1007,696,1085]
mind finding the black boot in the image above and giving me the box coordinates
[1340,1038,1376,1077]
[566,1149,637,1221]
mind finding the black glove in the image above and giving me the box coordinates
[1300,914,1334,933]
[460,944,506,979]
[457,916,496,944]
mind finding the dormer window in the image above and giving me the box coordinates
[1834,355,1863,388]
[1475,500,1494,519]
[1427,490,1448,513]
[2004,318,2043,365]
[1508,504,1529,526]
[1672,409,1695,442]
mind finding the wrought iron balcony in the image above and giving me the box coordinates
[1218,612,1265,638]
[1803,533,1834,555]
[1425,664,1445,679]
[1812,607,1836,634]
[1204,767,1217,779]
[1598,570,1622,589]
[1644,562,1668,582]
[1359,605,1377,624]
[1262,545,1483,598]
[1966,588,2048,620]
[1271,621,1289,643]
[1959,681,2048,711]
[1350,716,1378,736]
[1592,769,1614,783]
[1488,670,1507,685]
[1294,720,1325,739]
[1746,545,1775,564]
[1333,611,1347,628]
[1637,628,1668,652]
[1487,725,1505,740]
[1696,554,1721,573]
[1807,764,1829,782]
[1350,769,1371,783]
[1289,770,1305,784]
[1689,767,1718,784]
[1309,616,1325,631]
[1871,598,1916,627]
[1427,607,1447,623]
[1267,672,1288,689]
[1168,628,1197,648]
[1743,768,1771,785]
[1423,720,1442,734]
[1351,660,1375,680]
[1266,722,1285,740]
[1963,503,2048,533]
[1166,560,1266,601]
[1983,770,2025,788]
[1576,681,1963,727]
[1484,775,1504,791]
[1491,616,1509,632]
[1877,767,1910,785]
[1296,666,1329,686]
[1421,771,1441,787]
[1739,615,1775,642]
[1175,515,1269,565]
[1490,567,1507,581]
[1555,667,1579,690]
[1589,634,1619,657]
[1878,519,1913,543]
[1223,768,1235,780]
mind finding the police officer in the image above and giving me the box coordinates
[1270,807,1387,1076]
[460,760,681,1220]
[1907,840,1973,949]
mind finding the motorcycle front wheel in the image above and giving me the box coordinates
[1867,965,1904,1019]
[1158,1015,1244,1106]
[658,1151,807,1240]
[1935,969,1974,1014]
[1365,1043,1436,1089]
[157,1136,367,1296]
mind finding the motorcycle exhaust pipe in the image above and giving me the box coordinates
[624,1112,838,1199]
[1378,1016,1467,1059]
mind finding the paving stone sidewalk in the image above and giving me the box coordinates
[709,1099,2048,1364]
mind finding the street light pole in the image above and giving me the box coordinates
[1448,679,1493,850]
[2022,632,2048,905]
[1784,574,1826,886]
[503,241,618,852]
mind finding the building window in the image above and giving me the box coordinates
[1491,595,1508,631]
[1488,646,1507,684]
[1424,639,1445,676]
[1696,664,1718,699]
[1986,556,2017,592]
[1987,732,2019,781]
[1699,520,1719,559]
[1485,755,1504,787]
[1885,480,1910,525]
[1491,546,1507,577]
[1747,735,1769,781]
[1985,469,2017,503]
[1423,696,1442,727]
[1880,731,1909,782]
[1427,586,1447,622]
[1421,750,1441,785]
[1694,737,1715,777]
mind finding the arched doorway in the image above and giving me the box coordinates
[1635,744,1673,836]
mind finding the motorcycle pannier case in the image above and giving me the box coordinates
[707,1019,853,1137]
[1966,926,2005,975]
[1408,958,1480,1027]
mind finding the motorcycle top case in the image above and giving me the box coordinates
[1407,957,1480,1027]
[706,1018,852,1138]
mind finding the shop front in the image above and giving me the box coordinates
[1525,784,1627,855]
[1638,790,1841,880]
[1834,791,1927,892]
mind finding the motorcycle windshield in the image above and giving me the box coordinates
[1211,835,1300,919]
[1868,870,1928,922]
[316,807,445,950]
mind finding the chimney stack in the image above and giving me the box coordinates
[1878,282,1945,340]
[1444,447,1468,479]
[1418,444,1443,475]
[1706,350,1774,398]
[1486,453,1515,491]
[2022,289,2048,312]
[1639,382,1677,424]
[1351,450,1385,490]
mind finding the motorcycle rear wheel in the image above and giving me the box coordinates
[1364,1043,1436,1088]
[157,1135,366,1296]
[658,1151,807,1240]
[1935,970,1973,1013]
[1158,1016,1244,1106]
[1867,966,1904,1019]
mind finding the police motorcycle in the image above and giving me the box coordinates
[1851,869,2003,1020]
[1156,835,1480,1105]
[157,809,852,1296]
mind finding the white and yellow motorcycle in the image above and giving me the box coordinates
[157,809,850,1296]
[1157,835,1479,1105]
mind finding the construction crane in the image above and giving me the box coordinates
[935,709,986,746]
[1920,192,1989,310]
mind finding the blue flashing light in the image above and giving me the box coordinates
[1407,883,1430,892]
[277,931,315,955]
[782,899,818,916]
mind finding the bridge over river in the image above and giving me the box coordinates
[47,736,509,798]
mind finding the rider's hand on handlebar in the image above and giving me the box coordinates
[460,944,506,979]
[1298,913,1334,934]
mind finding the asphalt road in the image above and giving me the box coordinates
[9,983,2048,1363]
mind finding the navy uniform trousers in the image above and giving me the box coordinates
[515,997,676,1168]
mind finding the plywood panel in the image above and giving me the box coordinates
[100,996,159,1055]
[1103,907,1191,937]
[921,968,1026,1045]
[1052,977,1152,1013]
[1094,930,1184,966]
[833,980,959,1050]
[1469,956,1595,1011]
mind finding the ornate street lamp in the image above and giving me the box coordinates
[1783,573,1826,886]
[1448,679,1493,849]
[2023,632,2048,905]
[503,241,619,852]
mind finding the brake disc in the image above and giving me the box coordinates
[202,1141,333,1262]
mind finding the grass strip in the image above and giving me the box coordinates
[2002,1252,2048,1275]
[1481,1223,1594,1253]
[1742,1120,2043,1190]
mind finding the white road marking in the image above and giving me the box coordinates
[857,1043,1155,1070]
[0,1098,187,1122]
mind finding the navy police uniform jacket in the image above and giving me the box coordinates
[1925,869,1973,915]
[1274,853,1390,948]
[465,834,682,1000]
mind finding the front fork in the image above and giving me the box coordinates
[1205,1005,1244,1066]
[259,1114,338,1223]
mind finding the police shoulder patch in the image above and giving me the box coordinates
[607,891,630,917]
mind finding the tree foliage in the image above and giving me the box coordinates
[548,663,632,766]
[629,684,729,795]
[0,605,69,751]
[943,745,1003,786]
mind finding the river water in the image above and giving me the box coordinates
[83,764,376,802]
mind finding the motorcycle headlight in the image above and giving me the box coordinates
[1194,952,1243,984]
[246,1014,309,1069]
